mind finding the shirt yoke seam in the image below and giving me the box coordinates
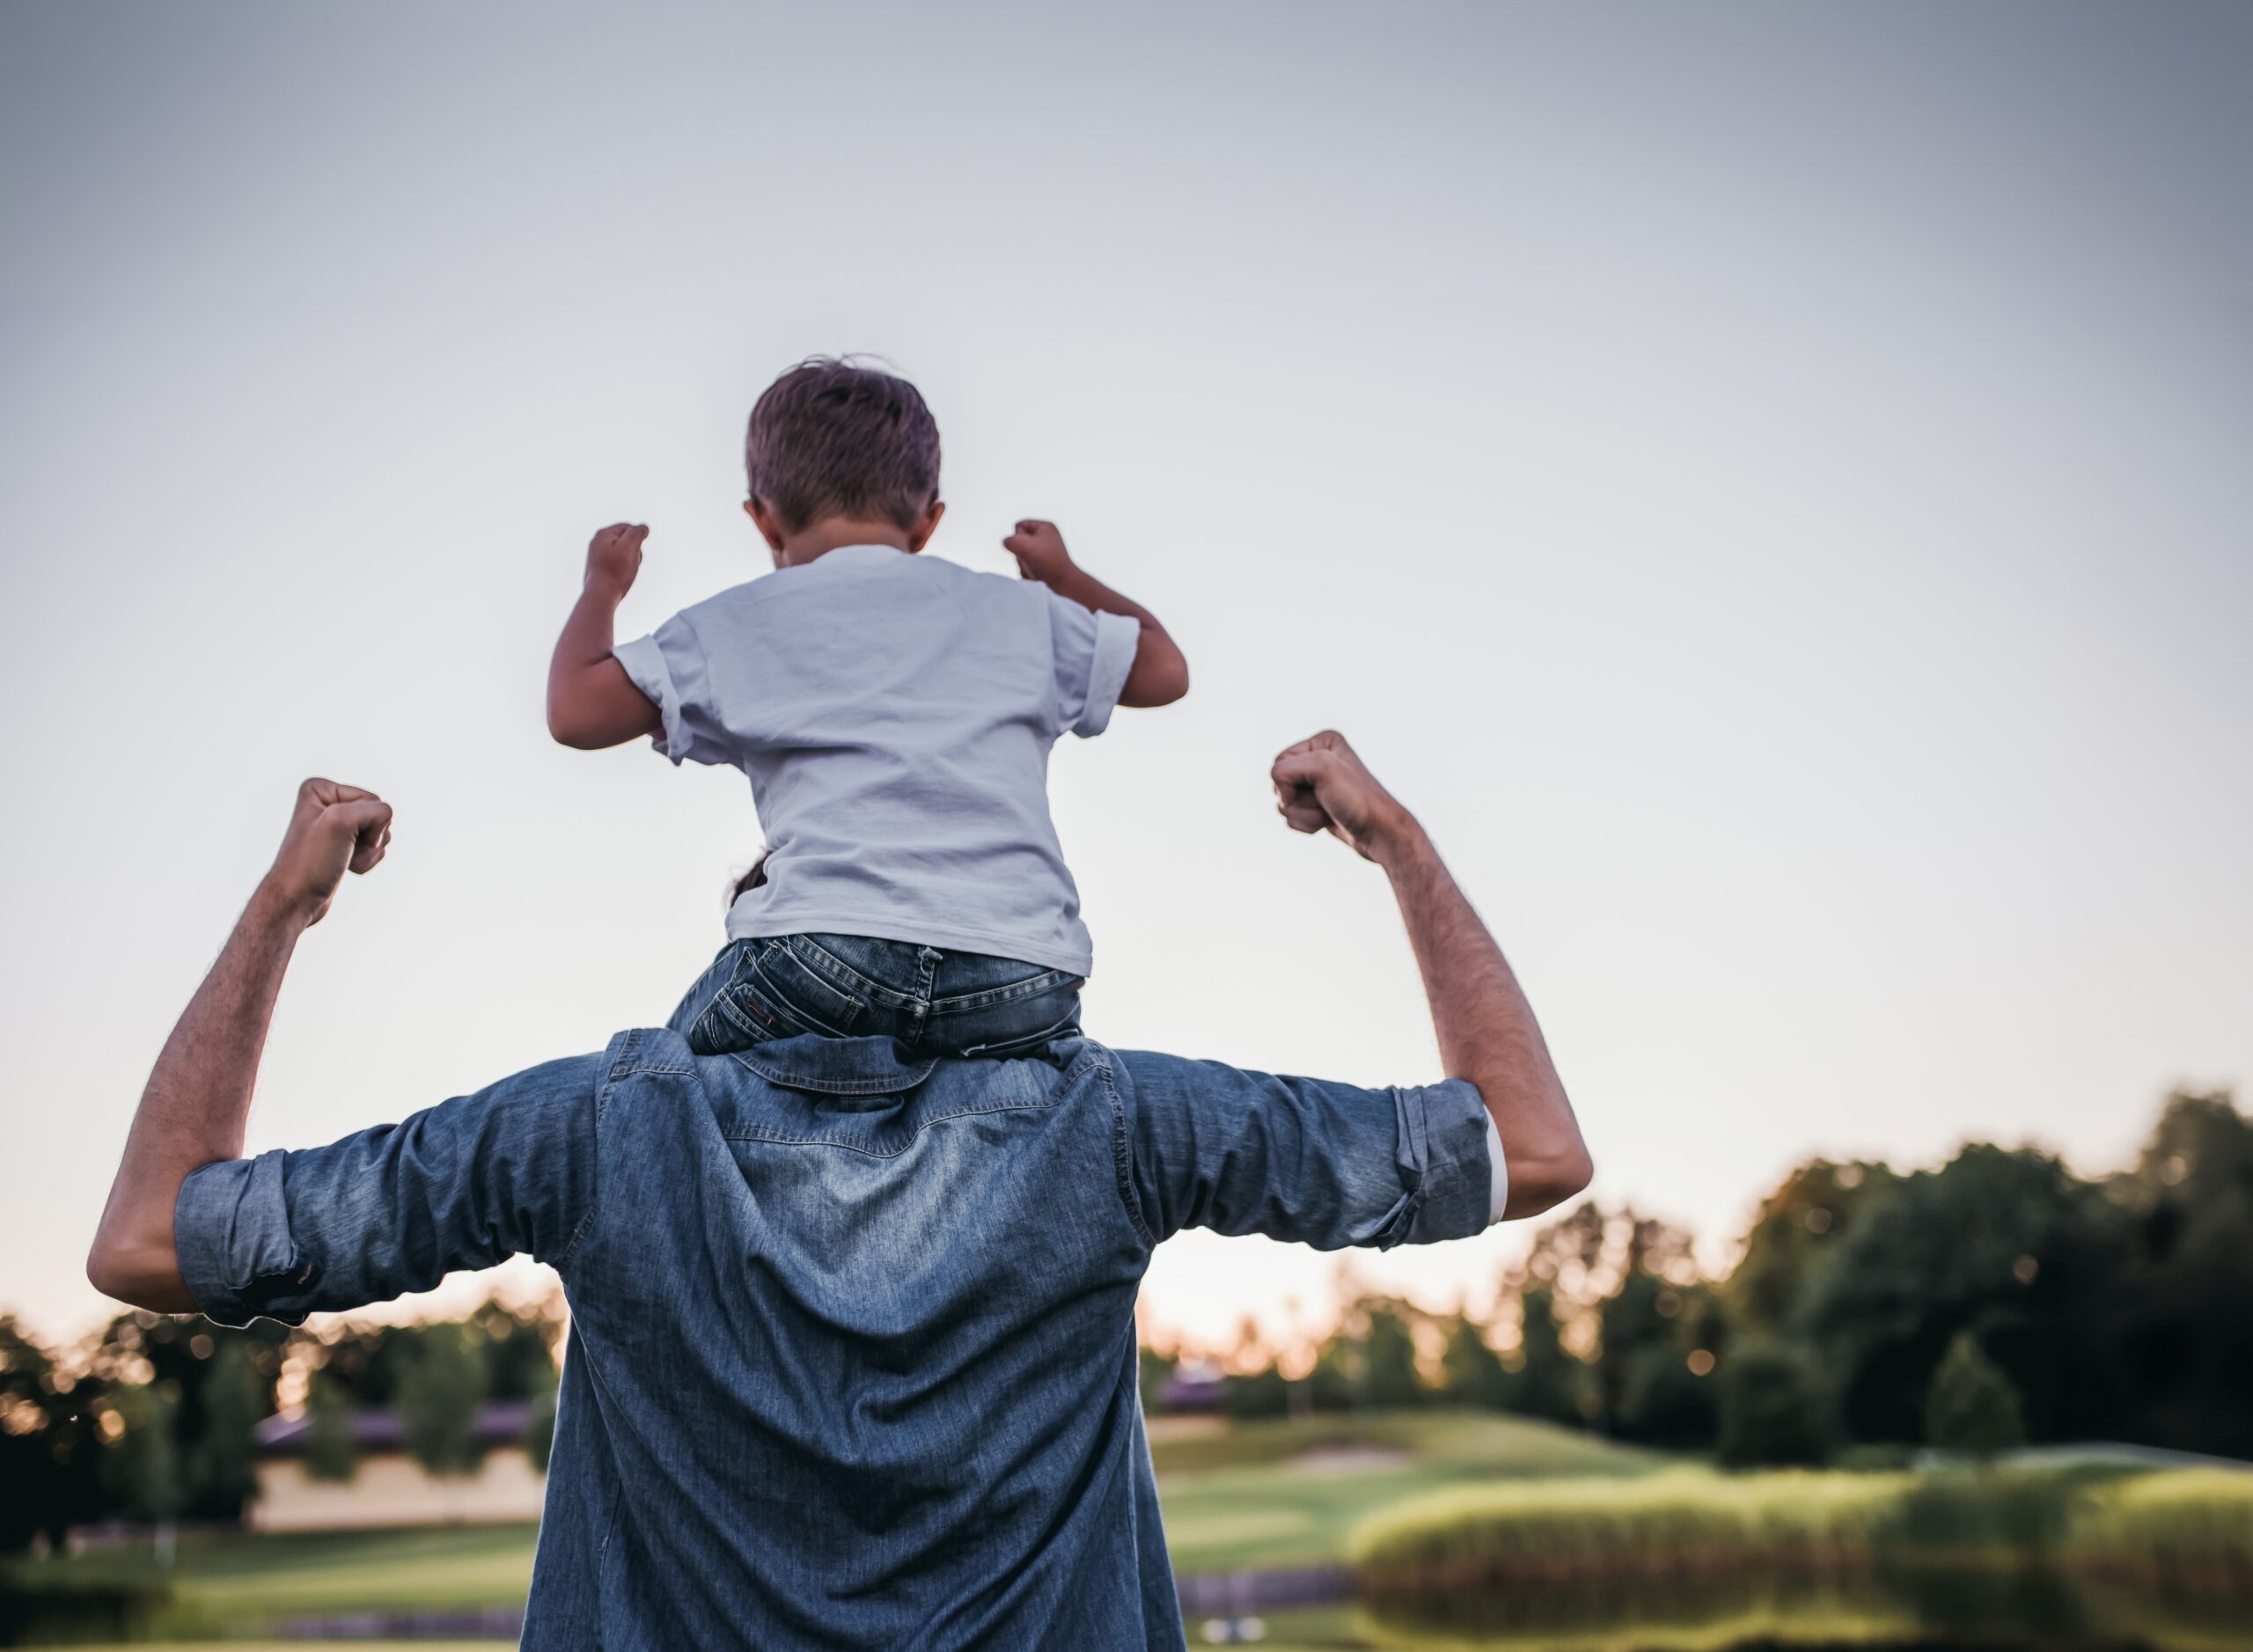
[720,1092,1063,1157]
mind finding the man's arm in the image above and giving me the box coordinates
[548,523,664,749]
[86,780,394,1310]
[1003,519,1190,708]
[1271,731,1592,1218]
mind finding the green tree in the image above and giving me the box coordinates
[473,1301,562,1400]
[1219,1363,1292,1420]
[1614,1344,1718,1450]
[1136,1346,1176,1412]
[2109,1090,2253,1458]
[1440,1316,1510,1410]
[523,1388,559,1475]
[1716,1340,1829,1468]
[518,1339,561,1475]
[1796,1143,2123,1447]
[1308,1335,1362,1412]
[304,1371,360,1484]
[1924,1330,2026,1457]
[396,1324,489,1476]
[1727,1159,1900,1335]
[1,1316,108,1551]
[1362,1303,1424,1410]
[1594,1272,1670,1432]
[187,1336,265,1520]
[89,1315,283,1522]
[1502,1288,1588,1427]
[101,1381,183,1531]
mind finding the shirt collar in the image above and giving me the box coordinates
[809,543,910,569]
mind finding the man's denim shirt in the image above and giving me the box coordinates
[176,1031,1493,1650]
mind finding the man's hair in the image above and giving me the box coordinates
[745,357,941,533]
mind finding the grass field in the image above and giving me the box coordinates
[20,1420,2248,1650]
[11,1412,1651,1644]
[1156,1411,1657,1575]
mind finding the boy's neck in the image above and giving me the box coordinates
[774,518,919,569]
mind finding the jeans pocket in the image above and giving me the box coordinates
[935,980,1084,1058]
[742,941,867,1038]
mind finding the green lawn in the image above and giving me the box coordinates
[11,1412,1655,1643]
[1158,1411,1658,1575]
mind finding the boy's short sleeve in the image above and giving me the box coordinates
[614,613,721,766]
[1046,592,1141,739]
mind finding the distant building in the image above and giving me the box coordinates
[1160,1360,1228,1413]
[250,1400,546,1532]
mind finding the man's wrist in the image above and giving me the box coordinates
[246,874,320,936]
[1367,805,1431,875]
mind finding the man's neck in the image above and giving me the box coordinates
[775,518,918,568]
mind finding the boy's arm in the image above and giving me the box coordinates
[547,524,663,749]
[1004,520,1189,709]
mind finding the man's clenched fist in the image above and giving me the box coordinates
[1270,731,1417,864]
[264,779,393,928]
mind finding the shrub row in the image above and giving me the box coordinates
[1350,1465,2253,1599]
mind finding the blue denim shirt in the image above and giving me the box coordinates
[176,1032,1493,1649]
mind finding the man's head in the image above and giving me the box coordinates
[744,357,944,565]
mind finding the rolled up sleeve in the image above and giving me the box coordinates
[175,1150,307,1328]
[614,613,717,765]
[1046,595,1141,739]
[1113,1051,1494,1251]
[171,1052,606,1328]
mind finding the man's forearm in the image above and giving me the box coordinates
[1375,824,1590,1219]
[87,885,302,1310]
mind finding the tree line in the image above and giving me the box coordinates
[1144,1089,2252,1470]
[0,1301,560,1553]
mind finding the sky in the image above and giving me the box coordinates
[4,2,2249,1352]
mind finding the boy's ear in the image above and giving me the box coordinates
[906,499,946,554]
[745,497,789,561]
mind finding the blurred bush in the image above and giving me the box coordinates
[1350,1464,2252,1607]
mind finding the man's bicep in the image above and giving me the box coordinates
[1114,1052,1493,1252]
[173,1054,603,1327]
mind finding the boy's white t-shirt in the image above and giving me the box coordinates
[614,545,1141,978]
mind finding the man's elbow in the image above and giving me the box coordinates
[1504,1142,1596,1222]
[85,1233,165,1311]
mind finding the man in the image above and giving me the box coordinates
[89,731,1590,1649]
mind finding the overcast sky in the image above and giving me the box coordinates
[4,2,2249,1351]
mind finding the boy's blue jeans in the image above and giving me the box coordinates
[667,932,1084,1060]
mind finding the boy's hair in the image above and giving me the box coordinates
[745,357,941,533]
